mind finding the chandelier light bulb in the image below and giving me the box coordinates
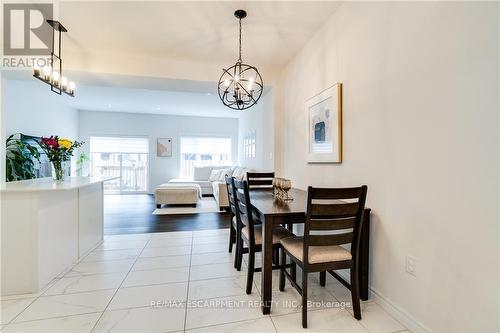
[224,79,230,88]
[52,71,60,86]
[61,77,68,89]
[33,64,41,77]
[43,66,51,80]
[235,75,240,83]
[68,81,76,94]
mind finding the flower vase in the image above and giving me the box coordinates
[51,160,66,181]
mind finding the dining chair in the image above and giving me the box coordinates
[232,177,294,293]
[246,172,275,189]
[246,171,280,263]
[279,185,368,328]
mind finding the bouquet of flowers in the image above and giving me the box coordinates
[39,136,84,181]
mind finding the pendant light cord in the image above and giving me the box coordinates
[238,18,242,63]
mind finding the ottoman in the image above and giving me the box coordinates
[155,183,201,208]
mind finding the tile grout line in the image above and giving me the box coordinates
[184,316,274,333]
[268,314,280,333]
[182,232,195,332]
[89,237,150,333]
[3,311,104,326]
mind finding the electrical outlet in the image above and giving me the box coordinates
[405,255,417,277]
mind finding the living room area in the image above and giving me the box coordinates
[3,70,272,234]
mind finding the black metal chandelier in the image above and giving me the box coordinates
[33,20,75,97]
[218,10,263,110]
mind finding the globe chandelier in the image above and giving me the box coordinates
[218,10,263,110]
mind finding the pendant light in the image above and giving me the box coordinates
[33,20,75,97]
[218,10,263,110]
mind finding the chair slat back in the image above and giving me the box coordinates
[304,186,368,265]
[247,172,275,189]
[225,176,237,217]
[232,178,257,245]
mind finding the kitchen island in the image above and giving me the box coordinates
[0,176,117,296]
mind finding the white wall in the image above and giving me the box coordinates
[238,90,275,172]
[2,79,79,176]
[276,2,498,332]
[78,110,239,193]
[1,76,6,183]
[3,80,79,140]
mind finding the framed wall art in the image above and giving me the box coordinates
[157,138,172,157]
[305,83,342,163]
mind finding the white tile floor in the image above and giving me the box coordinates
[0,229,409,333]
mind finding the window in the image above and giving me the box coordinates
[180,136,232,179]
[90,136,149,193]
[243,130,256,158]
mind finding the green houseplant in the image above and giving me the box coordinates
[5,134,41,182]
[76,152,89,176]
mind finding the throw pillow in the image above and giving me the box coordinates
[218,168,231,181]
[209,169,222,182]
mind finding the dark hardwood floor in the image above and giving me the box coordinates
[104,194,230,235]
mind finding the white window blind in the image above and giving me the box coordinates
[179,136,232,178]
[180,137,232,155]
[90,137,149,154]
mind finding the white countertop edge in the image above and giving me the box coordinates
[0,176,120,192]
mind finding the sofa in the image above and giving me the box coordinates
[169,165,253,210]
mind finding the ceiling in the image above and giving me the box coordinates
[60,1,341,75]
[5,2,342,118]
[69,83,242,118]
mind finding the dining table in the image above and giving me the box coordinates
[249,187,371,315]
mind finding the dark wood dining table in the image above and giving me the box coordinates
[249,188,371,315]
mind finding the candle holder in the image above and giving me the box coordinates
[272,177,293,201]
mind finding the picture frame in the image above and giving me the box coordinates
[157,138,172,157]
[305,83,342,163]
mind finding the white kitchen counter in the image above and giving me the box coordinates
[0,176,118,192]
[0,176,117,296]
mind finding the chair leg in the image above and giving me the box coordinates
[351,266,362,320]
[320,271,326,286]
[228,222,235,253]
[273,248,279,265]
[279,248,285,292]
[291,262,297,283]
[235,234,243,271]
[302,270,308,328]
[246,249,255,294]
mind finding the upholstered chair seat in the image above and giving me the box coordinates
[241,225,293,245]
[280,236,352,264]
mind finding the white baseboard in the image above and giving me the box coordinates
[334,270,430,332]
[368,287,431,333]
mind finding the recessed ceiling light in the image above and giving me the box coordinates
[156,106,161,110]
[107,104,112,108]
[207,93,212,96]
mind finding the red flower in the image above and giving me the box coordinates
[41,136,59,149]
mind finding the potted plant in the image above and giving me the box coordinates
[5,134,40,182]
[38,136,84,181]
[76,152,90,177]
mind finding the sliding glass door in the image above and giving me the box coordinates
[90,137,149,194]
